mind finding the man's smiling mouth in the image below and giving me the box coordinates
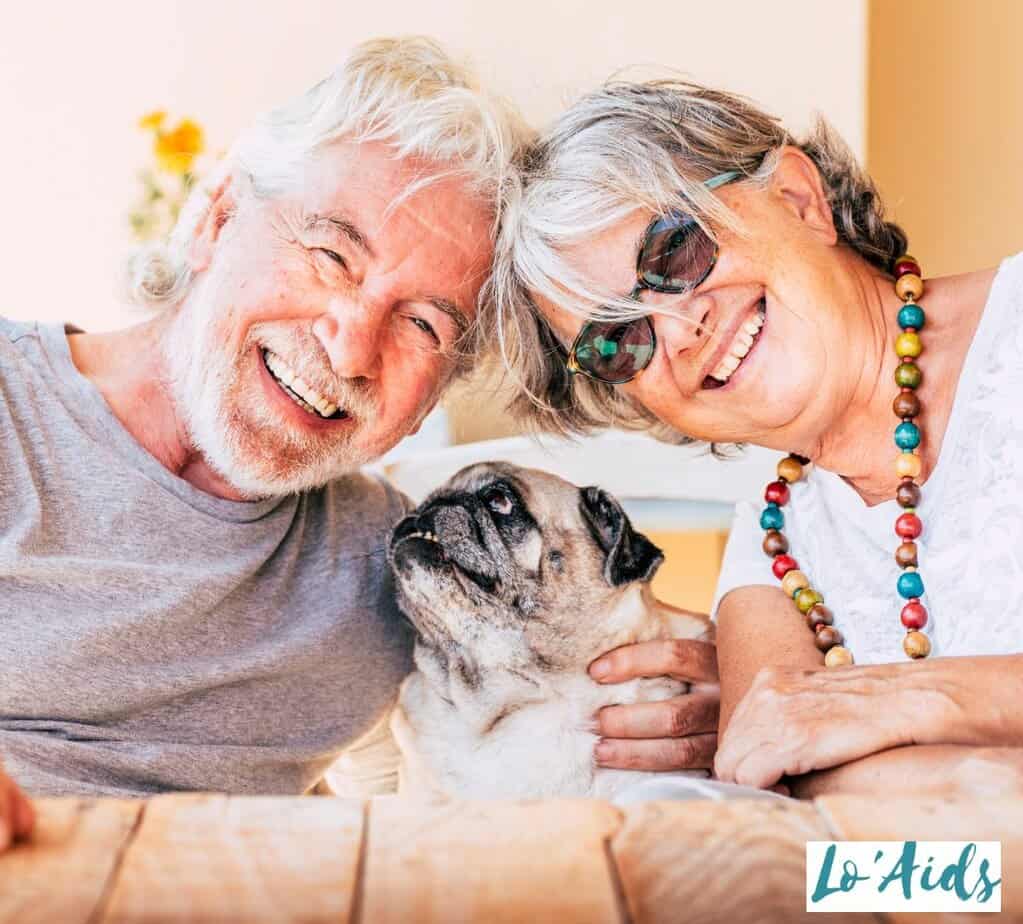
[261,349,348,420]
[701,298,767,390]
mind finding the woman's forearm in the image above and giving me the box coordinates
[788,744,1023,799]
[894,654,1023,747]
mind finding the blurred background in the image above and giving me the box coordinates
[2,0,1020,610]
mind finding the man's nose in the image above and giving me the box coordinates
[312,298,387,380]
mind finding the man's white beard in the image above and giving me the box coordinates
[163,286,379,499]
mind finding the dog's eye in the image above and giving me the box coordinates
[481,485,514,516]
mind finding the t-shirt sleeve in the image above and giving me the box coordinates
[709,500,776,621]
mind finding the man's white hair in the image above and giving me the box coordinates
[127,36,527,315]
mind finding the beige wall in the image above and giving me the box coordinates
[868,0,1023,275]
[0,1,865,335]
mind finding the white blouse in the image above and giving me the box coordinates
[712,252,1023,665]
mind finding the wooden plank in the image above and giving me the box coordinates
[360,797,624,924]
[611,798,865,924]
[100,794,364,924]
[817,795,1023,923]
[0,798,142,924]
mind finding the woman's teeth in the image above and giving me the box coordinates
[262,350,344,420]
[707,303,766,386]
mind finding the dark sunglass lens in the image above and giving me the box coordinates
[574,319,655,384]
[638,213,717,291]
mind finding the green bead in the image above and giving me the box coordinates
[795,588,824,614]
[895,331,922,358]
[898,304,926,330]
[895,362,922,389]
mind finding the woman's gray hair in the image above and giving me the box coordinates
[127,35,528,371]
[490,79,907,443]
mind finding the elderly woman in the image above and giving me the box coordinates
[493,80,1023,798]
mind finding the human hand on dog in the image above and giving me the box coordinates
[589,639,720,771]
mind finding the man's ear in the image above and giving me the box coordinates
[187,174,237,274]
[769,146,837,245]
[579,486,664,587]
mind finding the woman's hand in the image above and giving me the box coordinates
[714,662,912,789]
[589,639,720,770]
[0,761,35,851]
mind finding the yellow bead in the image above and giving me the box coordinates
[896,273,923,301]
[781,569,810,597]
[777,456,804,483]
[825,645,854,668]
[895,331,922,358]
[895,452,922,479]
[903,630,931,659]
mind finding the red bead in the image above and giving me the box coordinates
[894,258,921,277]
[772,555,798,579]
[901,601,928,629]
[764,481,790,505]
[895,512,923,539]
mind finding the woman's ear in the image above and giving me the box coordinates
[769,146,838,245]
[187,174,237,274]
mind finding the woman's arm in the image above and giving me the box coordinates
[715,584,1023,791]
[716,583,823,731]
[788,745,1023,799]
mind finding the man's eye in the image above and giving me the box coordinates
[316,248,347,269]
[408,316,439,343]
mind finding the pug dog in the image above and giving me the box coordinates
[386,461,714,800]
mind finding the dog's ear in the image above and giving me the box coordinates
[580,486,664,586]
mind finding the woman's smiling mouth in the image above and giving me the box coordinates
[702,297,767,389]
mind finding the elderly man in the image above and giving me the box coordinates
[0,37,521,847]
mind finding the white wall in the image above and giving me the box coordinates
[0,0,866,332]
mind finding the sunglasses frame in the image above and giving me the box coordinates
[565,170,742,385]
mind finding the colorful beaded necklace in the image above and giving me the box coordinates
[758,254,930,668]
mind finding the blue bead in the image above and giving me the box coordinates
[760,504,784,531]
[894,421,921,450]
[897,571,924,599]
[898,304,925,330]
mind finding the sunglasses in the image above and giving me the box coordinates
[565,171,742,385]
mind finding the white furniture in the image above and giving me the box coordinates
[380,432,782,532]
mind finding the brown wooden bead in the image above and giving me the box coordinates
[762,530,789,556]
[903,630,931,659]
[815,625,843,651]
[892,391,921,419]
[806,604,834,630]
[896,273,923,301]
[895,542,918,568]
[777,456,804,483]
[824,646,854,668]
[781,569,810,598]
[896,482,921,508]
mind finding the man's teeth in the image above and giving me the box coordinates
[263,350,340,419]
[709,306,766,384]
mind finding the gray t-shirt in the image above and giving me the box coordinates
[0,318,414,797]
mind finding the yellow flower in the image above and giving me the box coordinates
[154,118,205,175]
[138,110,166,131]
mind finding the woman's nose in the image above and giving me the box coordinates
[312,298,386,381]
[651,301,712,360]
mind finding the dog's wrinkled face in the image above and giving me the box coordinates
[387,462,663,672]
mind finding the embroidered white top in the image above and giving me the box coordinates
[712,252,1023,665]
